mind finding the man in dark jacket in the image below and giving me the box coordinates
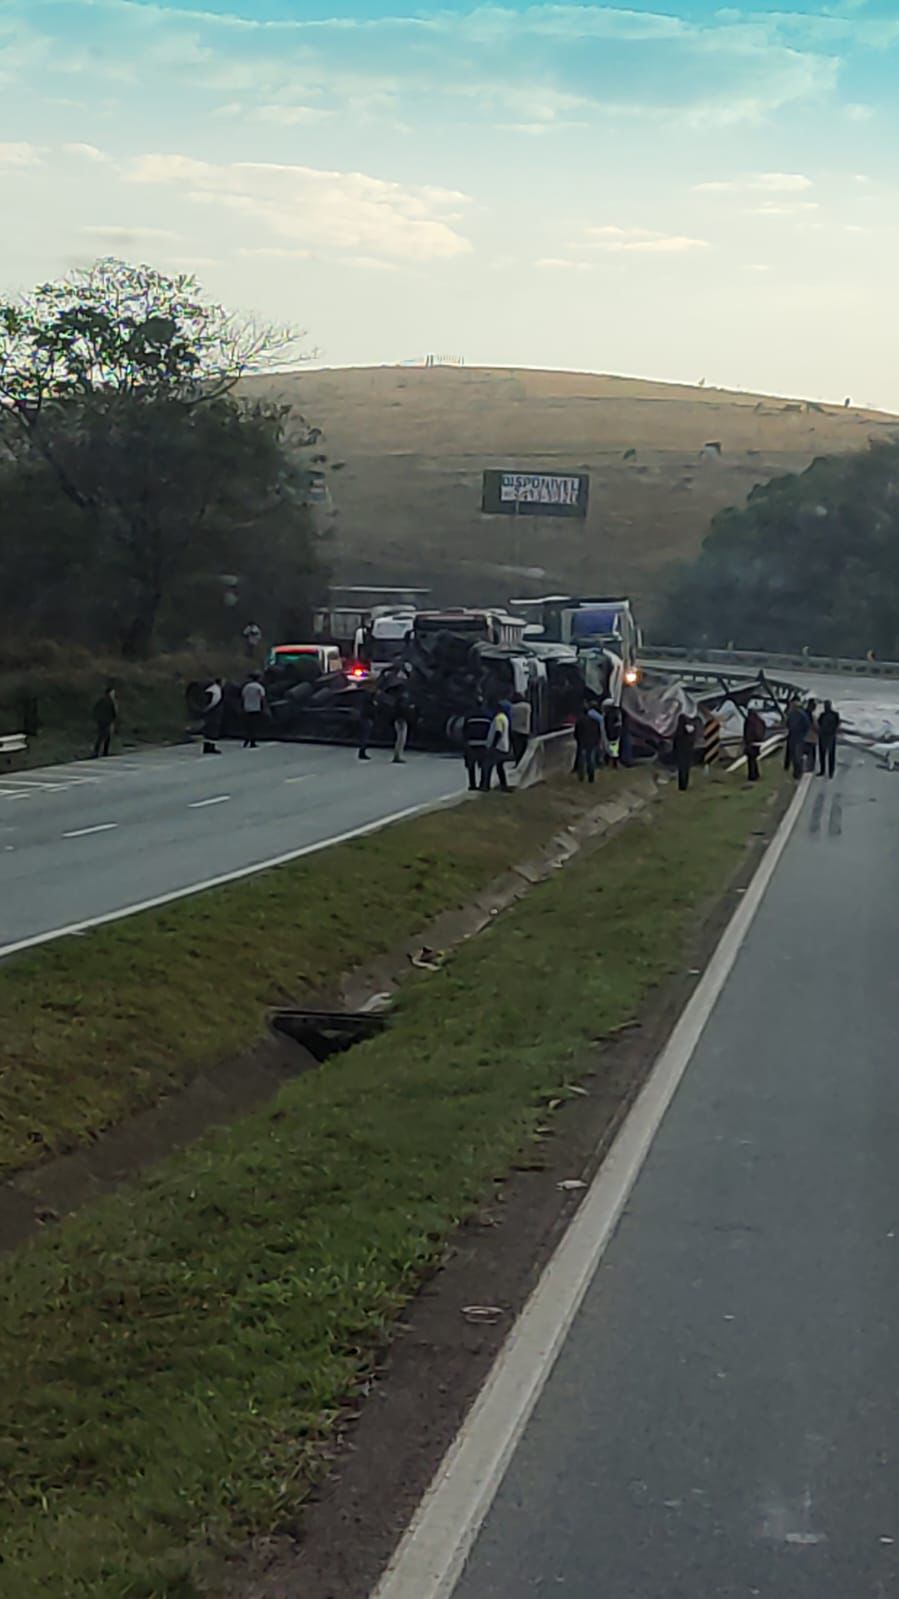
[743,707,766,783]
[357,685,375,761]
[786,698,811,780]
[672,714,697,792]
[462,705,491,791]
[91,684,118,758]
[202,679,224,755]
[574,704,602,783]
[817,700,840,778]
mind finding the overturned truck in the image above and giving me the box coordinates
[187,628,594,750]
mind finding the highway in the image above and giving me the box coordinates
[0,741,463,956]
[450,743,899,1598]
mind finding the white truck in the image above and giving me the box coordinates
[354,607,417,675]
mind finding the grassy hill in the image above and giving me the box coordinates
[243,367,898,625]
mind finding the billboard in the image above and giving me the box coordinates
[482,469,589,519]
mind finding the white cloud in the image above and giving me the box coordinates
[62,142,111,163]
[749,201,820,216]
[237,246,314,260]
[255,104,331,127]
[0,141,42,170]
[81,224,180,245]
[845,104,875,122]
[18,0,843,132]
[127,154,472,263]
[536,257,593,271]
[581,225,708,254]
[694,173,813,195]
[341,256,399,272]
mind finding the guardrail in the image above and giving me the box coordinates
[0,733,27,758]
[645,646,899,679]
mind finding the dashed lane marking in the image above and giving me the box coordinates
[188,795,231,809]
[62,823,119,839]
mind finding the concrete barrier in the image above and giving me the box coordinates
[515,727,573,789]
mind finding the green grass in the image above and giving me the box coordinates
[0,775,611,1179]
[0,647,238,771]
[0,773,776,1599]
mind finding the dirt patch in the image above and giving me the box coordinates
[215,786,788,1599]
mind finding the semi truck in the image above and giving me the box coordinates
[510,595,641,688]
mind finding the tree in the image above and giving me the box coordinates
[0,259,323,654]
[658,440,899,659]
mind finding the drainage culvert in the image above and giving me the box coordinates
[271,1008,388,1063]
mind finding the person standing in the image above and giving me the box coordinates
[357,686,375,761]
[241,672,266,748]
[391,679,410,764]
[483,701,511,791]
[672,714,697,792]
[817,700,840,778]
[588,700,605,766]
[242,622,262,659]
[574,703,602,783]
[603,701,623,768]
[202,678,224,755]
[463,704,491,791]
[785,698,811,780]
[803,697,819,773]
[509,693,532,766]
[91,684,118,758]
[743,707,766,783]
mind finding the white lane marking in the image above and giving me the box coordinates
[284,775,314,785]
[188,794,231,809]
[5,779,67,793]
[0,787,464,960]
[62,823,119,840]
[371,776,811,1599]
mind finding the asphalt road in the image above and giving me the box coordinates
[0,741,463,955]
[453,745,899,1597]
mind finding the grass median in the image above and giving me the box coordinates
[0,772,611,1179]
[0,771,779,1599]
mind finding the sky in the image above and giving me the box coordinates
[2,0,899,407]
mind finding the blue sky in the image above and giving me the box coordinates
[3,0,899,406]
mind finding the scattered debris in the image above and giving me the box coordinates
[461,1305,505,1325]
[409,947,443,971]
[557,1178,587,1192]
[604,1019,642,1037]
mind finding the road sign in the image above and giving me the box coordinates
[482,469,589,519]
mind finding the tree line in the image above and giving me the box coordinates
[659,440,899,660]
[0,259,328,658]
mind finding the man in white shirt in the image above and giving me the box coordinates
[241,673,267,749]
[484,701,511,791]
[202,678,224,755]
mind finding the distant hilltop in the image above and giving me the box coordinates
[241,366,898,624]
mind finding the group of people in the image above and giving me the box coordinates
[572,699,624,783]
[199,674,265,755]
[784,696,841,780]
[357,677,411,765]
[461,695,532,792]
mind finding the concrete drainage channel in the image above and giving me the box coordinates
[272,1009,387,1061]
[0,773,660,1257]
